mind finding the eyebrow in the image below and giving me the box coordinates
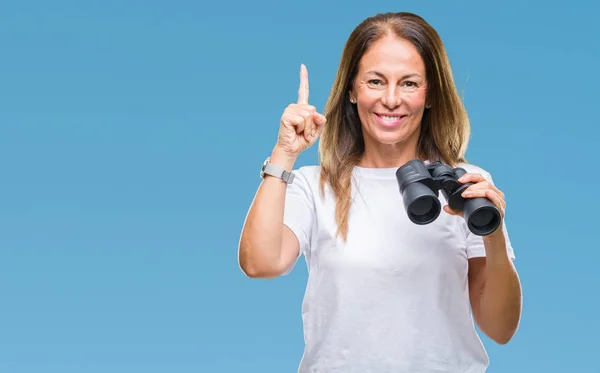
[365,70,422,80]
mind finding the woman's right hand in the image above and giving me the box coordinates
[275,64,327,158]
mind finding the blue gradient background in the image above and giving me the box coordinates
[1,1,598,372]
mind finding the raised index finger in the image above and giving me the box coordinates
[297,64,309,105]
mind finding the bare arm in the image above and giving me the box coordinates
[445,170,523,344]
[238,64,326,279]
[238,150,301,278]
[468,233,522,344]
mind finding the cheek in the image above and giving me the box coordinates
[356,89,427,111]
[406,90,427,109]
[355,95,379,120]
[357,90,382,107]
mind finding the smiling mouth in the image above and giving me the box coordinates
[375,113,406,126]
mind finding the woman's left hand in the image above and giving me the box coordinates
[443,172,506,220]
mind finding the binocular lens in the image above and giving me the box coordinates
[410,198,435,216]
[403,182,441,224]
[473,209,494,227]
[465,204,501,236]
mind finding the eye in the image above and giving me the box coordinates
[400,81,420,92]
[367,79,383,86]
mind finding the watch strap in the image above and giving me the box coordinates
[261,158,295,184]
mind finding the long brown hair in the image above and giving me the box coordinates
[318,12,470,240]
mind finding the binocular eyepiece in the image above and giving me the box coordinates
[395,159,501,236]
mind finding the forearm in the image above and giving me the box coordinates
[238,148,297,275]
[477,232,523,344]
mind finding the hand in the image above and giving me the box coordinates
[443,172,507,220]
[274,64,327,158]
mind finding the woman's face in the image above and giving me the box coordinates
[350,34,428,153]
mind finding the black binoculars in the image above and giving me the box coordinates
[395,159,501,236]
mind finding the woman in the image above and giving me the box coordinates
[238,12,522,372]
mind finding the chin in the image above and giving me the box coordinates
[371,126,419,146]
[374,134,405,145]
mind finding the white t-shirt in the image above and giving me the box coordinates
[282,162,515,373]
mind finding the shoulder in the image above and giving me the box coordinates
[292,165,321,180]
[290,165,322,187]
[286,165,322,198]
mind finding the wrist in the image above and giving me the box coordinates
[483,226,505,244]
[482,228,510,259]
[270,147,298,171]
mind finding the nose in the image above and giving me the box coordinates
[381,84,401,109]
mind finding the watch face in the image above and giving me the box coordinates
[260,158,269,178]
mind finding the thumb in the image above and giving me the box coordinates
[443,205,462,217]
[312,112,327,126]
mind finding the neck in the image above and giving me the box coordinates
[358,140,420,169]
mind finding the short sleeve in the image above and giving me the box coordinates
[464,169,516,261]
[281,169,315,274]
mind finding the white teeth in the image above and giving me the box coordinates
[380,115,402,122]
